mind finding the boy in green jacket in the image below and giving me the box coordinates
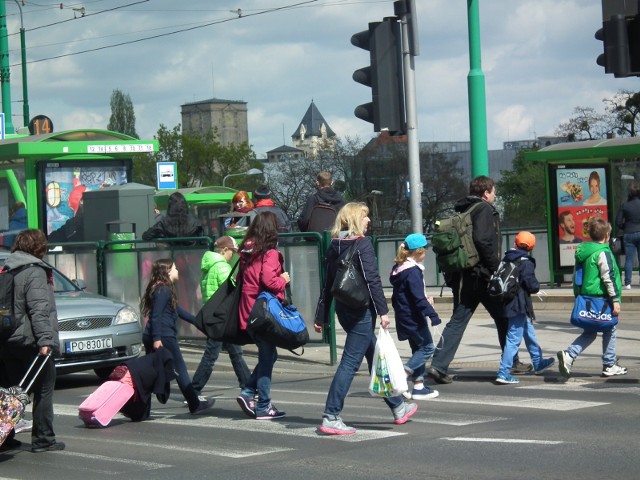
[557,216,626,378]
[192,236,250,395]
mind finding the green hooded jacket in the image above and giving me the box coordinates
[200,251,231,303]
[573,241,622,302]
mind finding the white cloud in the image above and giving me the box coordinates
[2,0,639,160]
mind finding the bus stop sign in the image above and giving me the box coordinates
[157,162,177,189]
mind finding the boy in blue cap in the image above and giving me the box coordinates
[390,233,442,399]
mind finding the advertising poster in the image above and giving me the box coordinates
[555,166,608,267]
[44,165,128,242]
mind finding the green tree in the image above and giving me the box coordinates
[497,149,546,228]
[604,90,640,137]
[132,124,258,188]
[107,89,138,138]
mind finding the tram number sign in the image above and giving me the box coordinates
[29,115,54,135]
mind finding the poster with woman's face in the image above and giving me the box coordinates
[555,167,608,267]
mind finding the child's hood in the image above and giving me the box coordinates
[389,259,423,285]
[201,250,227,272]
[503,248,536,266]
[575,242,609,264]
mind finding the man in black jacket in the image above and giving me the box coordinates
[297,172,345,233]
[429,176,529,384]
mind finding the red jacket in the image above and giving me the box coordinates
[238,245,287,329]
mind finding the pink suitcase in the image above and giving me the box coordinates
[79,379,135,427]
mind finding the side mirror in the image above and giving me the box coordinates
[73,279,87,290]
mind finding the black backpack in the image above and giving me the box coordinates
[0,265,28,340]
[487,257,527,303]
[306,195,337,233]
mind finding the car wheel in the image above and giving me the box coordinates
[94,367,114,380]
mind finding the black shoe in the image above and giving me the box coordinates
[428,367,453,384]
[0,438,22,451]
[31,441,65,453]
[511,361,533,375]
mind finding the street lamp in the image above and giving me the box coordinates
[13,0,29,128]
[222,168,263,187]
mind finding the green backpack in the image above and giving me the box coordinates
[431,203,482,273]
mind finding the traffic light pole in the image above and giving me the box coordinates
[397,8,423,233]
[467,0,488,177]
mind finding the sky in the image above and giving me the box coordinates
[3,0,639,159]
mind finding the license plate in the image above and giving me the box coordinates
[65,337,112,353]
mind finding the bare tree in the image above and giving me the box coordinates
[556,106,609,141]
[604,90,640,137]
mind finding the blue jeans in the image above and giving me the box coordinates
[323,305,402,419]
[192,339,251,393]
[431,271,510,374]
[404,325,435,383]
[143,335,200,411]
[566,326,618,366]
[240,334,277,413]
[497,315,543,377]
[623,232,640,286]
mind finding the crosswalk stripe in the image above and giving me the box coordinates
[442,437,564,445]
[53,448,171,469]
[517,381,640,395]
[54,404,405,443]
[423,394,608,411]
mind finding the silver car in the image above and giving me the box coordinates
[0,252,142,378]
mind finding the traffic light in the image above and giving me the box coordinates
[595,14,631,77]
[351,18,405,135]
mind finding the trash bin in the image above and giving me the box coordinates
[107,221,136,279]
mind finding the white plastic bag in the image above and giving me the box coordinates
[368,328,409,397]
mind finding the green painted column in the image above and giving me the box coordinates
[0,0,15,134]
[467,0,488,177]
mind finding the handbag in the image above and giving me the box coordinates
[570,263,618,333]
[331,240,370,309]
[368,328,408,398]
[609,235,624,256]
[194,260,251,345]
[248,285,309,350]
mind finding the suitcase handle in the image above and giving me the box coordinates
[19,353,51,394]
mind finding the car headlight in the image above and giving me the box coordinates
[114,306,140,325]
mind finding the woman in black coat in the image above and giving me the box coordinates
[616,181,640,289]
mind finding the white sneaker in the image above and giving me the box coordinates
[624,284,631,290]
[602,362,628,377]
[557,350,573,378]
[14,419,32,434]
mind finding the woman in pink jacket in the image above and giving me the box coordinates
[235,211,290,420]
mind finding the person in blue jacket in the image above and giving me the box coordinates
[495,232,555,384]
[389,233,441,400]
[141,259,214,414]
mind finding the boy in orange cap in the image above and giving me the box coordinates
[495,231,555,384]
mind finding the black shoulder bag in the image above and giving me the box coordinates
[330,239,370,309]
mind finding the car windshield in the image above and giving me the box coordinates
[0,253,80,293]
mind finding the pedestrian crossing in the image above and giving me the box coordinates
[15,382,619,477]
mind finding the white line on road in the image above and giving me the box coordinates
[442,437,565,445]
[55,448,171,469]
[427,394,608,411]
[54,405,405,443]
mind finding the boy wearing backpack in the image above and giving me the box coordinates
[297,172,345,233]
[557,216,627,379]
[495,231,555,384]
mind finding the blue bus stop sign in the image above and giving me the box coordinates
[157,162,177,189]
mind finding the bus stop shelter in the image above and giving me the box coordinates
[525,137,640,285]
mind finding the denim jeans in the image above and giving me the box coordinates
[623,231,640,286]
[497,315,543,377]
[431,270,509,375]
[143,335,200,411]
[323,305,402,420]
[566,326,618,366]
[404,325,435,383]
[192,339,251,393]
[240,333,277,413]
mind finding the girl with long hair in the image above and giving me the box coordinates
[141,258,214,414]
[235,211,290,420]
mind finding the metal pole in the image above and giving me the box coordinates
[0,0,16,134]
[14,0,28,127]
[467,0,488,177]
[398,5,423,233]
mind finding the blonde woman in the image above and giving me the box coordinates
[314,202,417,435]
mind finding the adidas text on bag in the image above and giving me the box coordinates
[487,257,526,303]
[306,196,337,233]
[431,202,482,273]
